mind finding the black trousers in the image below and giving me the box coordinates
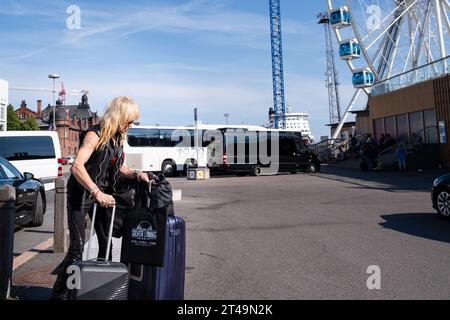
[51,191,113,299]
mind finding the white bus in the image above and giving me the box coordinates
[124,124,279,176]
[124,126,211,176]
[0,131,62,190]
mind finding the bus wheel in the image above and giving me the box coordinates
[162,160,176,177]
[251,165,262,177]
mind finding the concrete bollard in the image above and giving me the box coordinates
[54,178,68,253]
[0,185,15,300]
[187,167,211,180]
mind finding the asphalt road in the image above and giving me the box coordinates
[173,167,450,300]
[12,165,450,299]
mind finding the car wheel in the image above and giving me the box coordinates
[29,194,44,227]
[251,165,262,176]
[436,190,450,219]
[162,160,176,177]
[307,163,317,174]
[290,171,297,174]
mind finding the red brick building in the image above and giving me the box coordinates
[15,94,98,158]
[42,94,98,157]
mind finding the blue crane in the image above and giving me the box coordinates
[269,0,286,129]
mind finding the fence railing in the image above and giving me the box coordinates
[310,138,348,162]
[372,55,450,96]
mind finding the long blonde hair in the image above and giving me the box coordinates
[97,96,140,150]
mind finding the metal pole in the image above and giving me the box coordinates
[0,185,15,300]
[54,177,67,253]
[332,89,362,140]
[194,108,199,165]
[52,79,56,130]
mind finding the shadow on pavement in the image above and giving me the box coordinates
[11,286,52,300]
[380,213,450,243]
[319,165,450,192]
[23,230,54,234]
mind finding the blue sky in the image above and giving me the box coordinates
[0,0,362,139]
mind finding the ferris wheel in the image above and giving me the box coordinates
[326,0,450,138]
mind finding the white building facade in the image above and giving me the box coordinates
[0,79,8,131]
[267,107,315,143]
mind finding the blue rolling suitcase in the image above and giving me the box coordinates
[68,204,129,300]
[127,215,186,300]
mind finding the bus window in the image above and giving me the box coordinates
[159,129,177,147]
[128,128,160,147]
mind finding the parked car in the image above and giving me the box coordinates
[0,156,46,227]
[431,173,450,218]
[0,131,62,191]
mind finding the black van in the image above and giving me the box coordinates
[207,128,320,176]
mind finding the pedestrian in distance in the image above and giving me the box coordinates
[349,134,358,159]
[51,96,151,299]
[396,143,407,172]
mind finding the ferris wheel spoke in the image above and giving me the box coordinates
[404,10,421,72]
[442,5,450,36]
[358,2,405,43]
[347,3,381,79]
[376,19,403,77]
[434,0,448,58]
[443,0,450,10]
[366,0,419,50]
[414,1,433,68]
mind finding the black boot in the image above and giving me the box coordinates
[50,254,79,300]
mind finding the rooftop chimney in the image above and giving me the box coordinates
[20,100,27,111]
[37,100,42,118]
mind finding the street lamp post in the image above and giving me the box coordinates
[224,113,230,125]
[48,74,60,130]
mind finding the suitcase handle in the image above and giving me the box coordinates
[86,202,116,262]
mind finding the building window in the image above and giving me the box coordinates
[396,114,409,140]
[424,108,438,143]
[385,116,397,139]
[374,118,385,140]
[409,111,424,140]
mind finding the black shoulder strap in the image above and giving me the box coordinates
[79,125,100,147]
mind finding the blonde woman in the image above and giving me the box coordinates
[52,97,150,299]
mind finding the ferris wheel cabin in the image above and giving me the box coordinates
[329,6,351,29]
[339,39,361,60]
[352,68,375,88]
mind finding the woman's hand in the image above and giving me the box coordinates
[138,172,151,184]
[94,191,116,208]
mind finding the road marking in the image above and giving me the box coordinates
[13,237,54,271]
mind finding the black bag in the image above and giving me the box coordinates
[120,179,168,266]
[148,173,173,211]
[109,173,174,239]
[120,208,167,267]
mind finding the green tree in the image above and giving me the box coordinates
[6,104,22,130]
[21,117,39,131]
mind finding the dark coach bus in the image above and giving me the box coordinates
[207,127,320,176]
